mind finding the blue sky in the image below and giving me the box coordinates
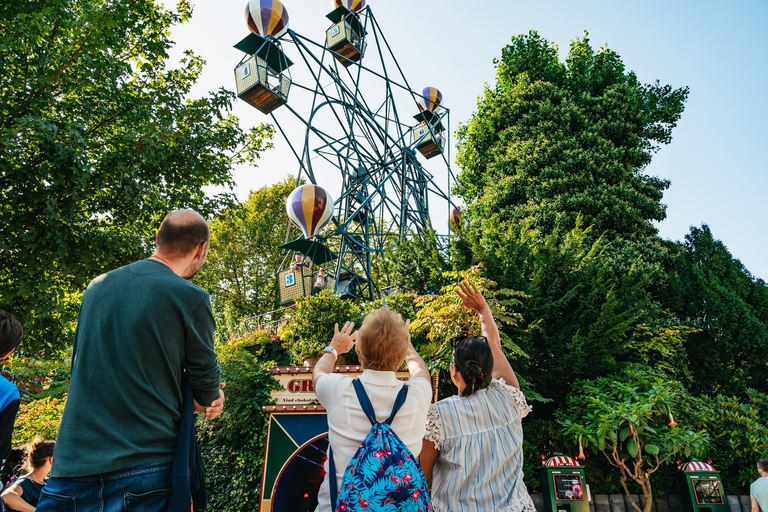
[164,0,768,280]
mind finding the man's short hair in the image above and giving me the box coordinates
[758,459,768,472]
[0,310,23,356]
[156,210,210,256]
[356,308,408,372]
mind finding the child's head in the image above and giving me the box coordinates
[24,437,55,471]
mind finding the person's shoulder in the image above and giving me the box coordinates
[0,373,20,404]
[405,377,432,402]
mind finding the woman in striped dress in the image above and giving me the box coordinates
[420,281,535,512]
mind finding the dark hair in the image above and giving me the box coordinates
[452,336,493,397]
[24,437,55,470]
[0,310,23,357]
[156,210,210,256]
[758,459,768,472]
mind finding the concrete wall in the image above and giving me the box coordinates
[530,494,752,512]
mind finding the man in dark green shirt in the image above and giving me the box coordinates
[37,210,224,512]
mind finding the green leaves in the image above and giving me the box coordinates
[0,0,272,352]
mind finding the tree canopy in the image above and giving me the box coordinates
[0,0,272,351]
[456,31,688,241]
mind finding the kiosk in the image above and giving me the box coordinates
[259,365,411,511]
[540,455,590,512]
[676,461,729,512]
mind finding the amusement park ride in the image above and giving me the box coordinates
[234,0,459,302]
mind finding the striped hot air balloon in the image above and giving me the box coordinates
[416,86,443,113]
[334,0,366,11]
[449,206,461,230]
[245,0,290,39]
[286,185,334,239]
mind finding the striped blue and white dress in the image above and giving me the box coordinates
[424,378,535,512]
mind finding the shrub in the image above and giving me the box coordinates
[279,290,363,365]
[197,345,279,512]
[702,390,768,494]
[12,396,67,448]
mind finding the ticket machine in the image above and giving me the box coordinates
[259,365,411,512]
[540,455,590,512]
[676,460,729,512]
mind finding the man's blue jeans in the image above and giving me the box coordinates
[35,463,172,512]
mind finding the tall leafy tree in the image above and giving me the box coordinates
[456,31,688,243]
[196,176,298,325]
[0,0,272,350]
[666,225,768,395]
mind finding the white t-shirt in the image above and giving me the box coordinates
[314,369,432,512]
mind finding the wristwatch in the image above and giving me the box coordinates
[323,346,339,359]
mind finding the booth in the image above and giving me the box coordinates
[259,366,411,511]
[676,461,729,512]
[540,455,590,512]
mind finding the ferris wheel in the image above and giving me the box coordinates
[234,0,458,300]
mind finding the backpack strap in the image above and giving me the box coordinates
[385,384,409,425]
[352,379,377,425]
[328,444,338,510]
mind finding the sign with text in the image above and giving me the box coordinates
[269,367,411,406]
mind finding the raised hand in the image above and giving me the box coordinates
[330,321,358,355]
[455,280,488,313]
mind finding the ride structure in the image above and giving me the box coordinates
[234,0,457,301]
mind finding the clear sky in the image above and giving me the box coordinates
[161,0,768,280]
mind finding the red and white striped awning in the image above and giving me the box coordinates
[546,456,578,467]
[682,461,716,472]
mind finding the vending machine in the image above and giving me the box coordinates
[676,460,729,512]
[540,455,591,512]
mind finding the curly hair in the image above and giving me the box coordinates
[24,437,55,471]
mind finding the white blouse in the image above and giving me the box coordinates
[425,378,535,512]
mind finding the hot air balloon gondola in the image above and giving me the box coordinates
[277,185,338,305]
[234,0,294,114]
[326,0,367,67]
[411,86,446,159]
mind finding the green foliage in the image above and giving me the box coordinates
[559,366,708,511]
[701,390,768,494]
[456,31,688,242]
[0,0,273,352]
[382,227,449,294]
[196,177,297,323]
[280,291,363,365]
[666,225,768,395]
[410,265,526,370]
[12,395,67,448]
[4,350,71,401]
[197,346,279,512]
[227,328,273,357]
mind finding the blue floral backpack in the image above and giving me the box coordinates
[328,379,431,512]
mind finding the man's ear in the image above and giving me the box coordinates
[194,241,208,260]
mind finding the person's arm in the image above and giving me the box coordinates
[0,398,20,471]
[2,482,34,512]
[404,320,430,382]
[456,281,519,388]
[420,439,439,488]
[312,322,357,387]
[185,296,224,417]
[752,497,760,512]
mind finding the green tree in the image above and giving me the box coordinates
[0,0,272,351]
[559,366,709,512]
[196,176,297,324]
[456,31,688,243]
[196,346,279,512]
[666,225,768,395]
